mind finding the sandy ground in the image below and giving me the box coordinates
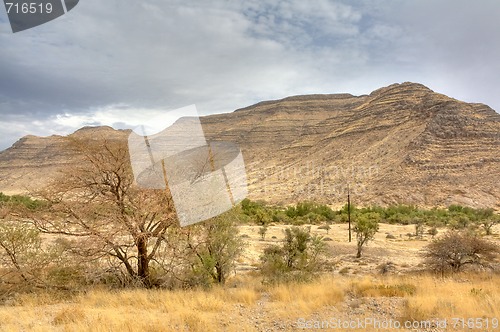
[237,223,500,275]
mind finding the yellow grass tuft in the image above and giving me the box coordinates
[268,276,344,317]
[399,273,500,322]
[0,273,498,331]
[53,306,86,325]
[349,277,416,297]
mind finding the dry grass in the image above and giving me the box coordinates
[1,273,498,331]
[267,276,345,318]
[53,306,87,326]
[0,275,262,332]
[399,273,500,322]
[0,223,498,330]
[343,273,499,323]
[349,277,417,297]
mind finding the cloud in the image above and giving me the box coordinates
[241,0,362,47]
[52,105,178,130]
[356,0,500,103]
[0,0,499,150]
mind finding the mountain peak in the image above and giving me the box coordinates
[1,83,499,209]
[369,82,434,97]
[70,126,130,139]
[72,125,116,135]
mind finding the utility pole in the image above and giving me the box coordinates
[348,184,351,242]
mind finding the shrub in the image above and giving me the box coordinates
[260,226,326,284]
[377,261,395,275]
[285,201,335,222]
[427,227,438,238]
[317,224,331,234]
[241,199,272,225]
[0,192,46,210]
[415,221,424,239]
[0,221,83,295]
[422,231,499,275]
[259,225,268,240]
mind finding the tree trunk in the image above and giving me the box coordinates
[356,246,362,258]
[216,263,225,284]
[137,236,151,287]
[356,237,364,258]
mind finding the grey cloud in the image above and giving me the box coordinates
[0,0,499,150]
[359,0,500,106]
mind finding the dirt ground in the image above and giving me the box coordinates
[230,223,500,331]
[238,223,498,275]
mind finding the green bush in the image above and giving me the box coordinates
[0,192,46,210]
[260,226,326,284]
[239,200,498,235]
[286,201,335,221]
[184,212,246,285]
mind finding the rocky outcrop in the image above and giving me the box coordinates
[1,82,499,209]
[201,82,500,209]
[0,126,128,194]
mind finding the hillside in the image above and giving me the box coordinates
[0,82,499,209]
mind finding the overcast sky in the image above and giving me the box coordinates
[1,0,499,150]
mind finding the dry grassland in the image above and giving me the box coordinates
[0,273,498,331]
[0,223,498,331]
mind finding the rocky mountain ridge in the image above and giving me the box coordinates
[1,82,499,209]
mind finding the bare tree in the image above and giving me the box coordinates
[31,136,177,288]
[422,231,499,275]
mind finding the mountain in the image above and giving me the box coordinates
[0,126,127,194]
[1,82,499,209]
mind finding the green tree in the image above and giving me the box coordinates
[475,209,498,235]
[255,209,271,225]
[185,211,245,285]
[241,199,272,225]
[354,214,379,258]
[0,221,46,286]
[480,215,499,236]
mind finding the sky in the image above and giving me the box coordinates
[1,0,499,150]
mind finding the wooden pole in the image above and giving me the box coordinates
[348,184,351,243]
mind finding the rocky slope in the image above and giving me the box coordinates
[0,126,127,194]
[1,82,499,209]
